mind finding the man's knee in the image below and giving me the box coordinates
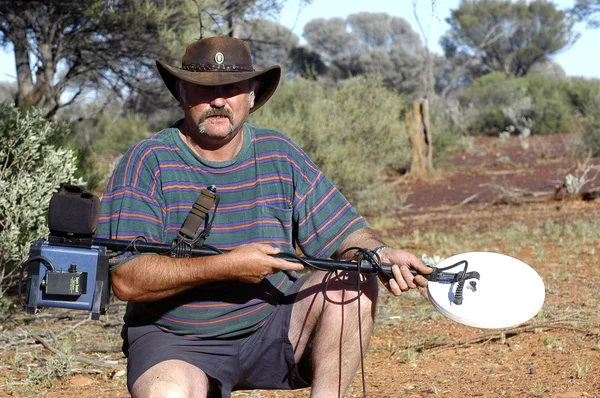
[132,379,189,398]
[130,359,210,398]
[325,273,379,307]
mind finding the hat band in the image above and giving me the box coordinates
[181,63,254,72]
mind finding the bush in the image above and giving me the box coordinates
[521,74,573,135]
[429,98,473,164]
[565,77,600,117]
[458,72,577,136]
[580,93,600,156]
[250,75,411,215]
[458,72,528,135]
[0,105,82,297]
[87,113,152,156]
[67,111,153,192]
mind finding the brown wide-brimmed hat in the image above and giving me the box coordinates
[156,36,281,113]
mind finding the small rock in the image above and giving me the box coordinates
[112,369,126,379]
[69,375,94,387]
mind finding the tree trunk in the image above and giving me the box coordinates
[407,99,434,178]
[13,21,35,107]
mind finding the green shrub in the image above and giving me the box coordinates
[458,72,527,135]
[251,75,411,215]
[0,104,82,297]
[81,113,152,156]
[581,95,600,156]
[430,105,473,164]
[68,112,153,192]
[521,74,573,134]
[459,72,575,135]
[565,77,600,117]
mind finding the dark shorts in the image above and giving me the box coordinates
[124,275,311,397]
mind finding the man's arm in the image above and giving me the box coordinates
[333,227,431,296]
[111,243,304,302]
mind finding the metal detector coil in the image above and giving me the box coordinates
[426,252,546,329]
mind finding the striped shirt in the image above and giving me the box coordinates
[97,120,367,338]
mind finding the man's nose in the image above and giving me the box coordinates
[208,87,227,107]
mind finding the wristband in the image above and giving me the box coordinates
[373,245,388,256]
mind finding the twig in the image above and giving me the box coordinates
[481,183,554,204]
[31,333,125,369]
[432,323,600,350]
[17,312,90,322]
[406,322,599,353]
[457,190,485,207]
[55,319,89,339]
[73,368,104,374]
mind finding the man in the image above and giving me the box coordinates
[98,36,431,398]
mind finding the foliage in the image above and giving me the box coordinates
[201,0,288,36]
[0,0,192,116]
[0,83,16,104]
[458,72,527,135]
[250,75,411,215]
[562,77,600,156]
[442,0,578,77]
[302,12,432,98]
[238,19,299,71]
[527,59,567,79]
[458,72,574,135]
[521,74,573,135]
[580,91,600,156]
[429,98,474,163]
[564,77,600,116]
[0,105,82,297]
[26,356,75,387]
[571,0,600,27]
[77,112,152,157]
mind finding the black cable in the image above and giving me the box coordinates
[355,251,367,398]
[315,246,381,398]
[18,255,55,308]
[451,260,469,305]
[109,236,148,258]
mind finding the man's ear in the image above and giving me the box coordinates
[176,80,188,109]
[248,90,255,108]
[248,80,259,109]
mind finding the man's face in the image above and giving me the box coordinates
[178,80,255,141]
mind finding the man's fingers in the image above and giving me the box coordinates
[387,277,403,296]
[255,243,281,255]
[400,265,418,289]
[273,259,304,272]
[391,264,410,292]
[414,274,429,287]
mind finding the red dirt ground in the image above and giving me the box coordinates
[1,134,599,397]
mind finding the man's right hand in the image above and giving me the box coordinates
[111,243,304,302]
[226,243,304,284]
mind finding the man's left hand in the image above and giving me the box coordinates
[377,247,431,296]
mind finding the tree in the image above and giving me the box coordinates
[302,12,432,98]
[198,0,284,37]
[237,19,299,71]
[442,0,579,77]
[0,0,189,117]
[572,0,600,28]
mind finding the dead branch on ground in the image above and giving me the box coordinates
[31,333,125,369]
[481,183,552,205]
[400,322,599,353]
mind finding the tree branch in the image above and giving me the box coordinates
[31,332,125,369]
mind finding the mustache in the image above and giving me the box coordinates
[200,107,233,123]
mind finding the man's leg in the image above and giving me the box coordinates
[130,359,210,398]
[288,270,378,397]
